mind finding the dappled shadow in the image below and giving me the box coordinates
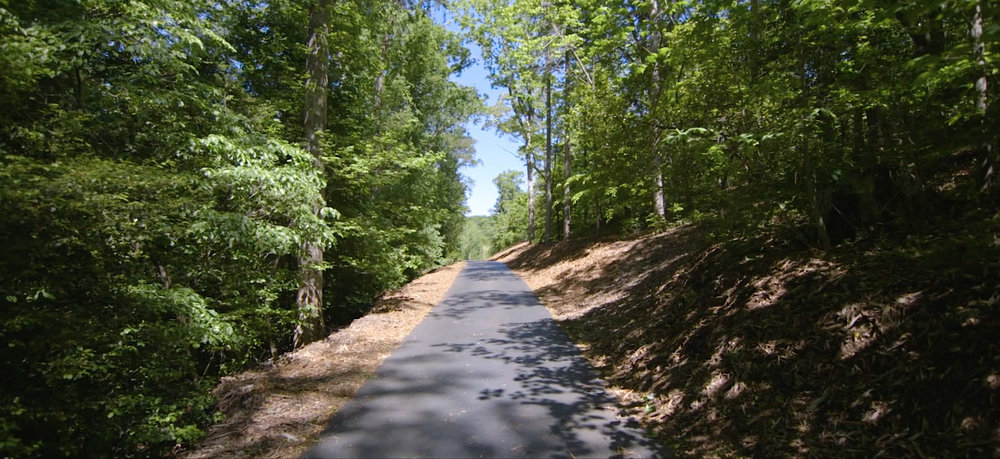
[498,234,628,272]
[305,261,667,458]
[181,263,467,459]
[428,289,540,320]
[509,226,1000,456]
[503,225,706,322]
[431,318,661,456]
[186,344,396,459]
[491,319,658,455]
[448,258,527,283]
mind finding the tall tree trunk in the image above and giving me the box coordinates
[853,107,876,225]
[804,136,832,250]
[563,55,572,240]
[526,132,535,243]
[797,31,831,249]
[973,0,993,191]
[75,67,85,109]
[653,154,666,217]
[372,33,390,123]
[648,0,667,219]
[372,4,398,123]
[294,0,330,349]
[508,83,536,243]
[563,137,571,240]
[595,197,601,234]
[749,0,761,82]
[544,52,554,242]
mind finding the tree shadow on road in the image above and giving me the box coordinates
[306,261,670,458]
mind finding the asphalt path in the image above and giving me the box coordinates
[304,261,666,458]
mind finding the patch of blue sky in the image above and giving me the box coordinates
[434,6,525,217]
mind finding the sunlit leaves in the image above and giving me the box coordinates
[490,170,529,249]
[460,0,996,241]
[0,0,351,454]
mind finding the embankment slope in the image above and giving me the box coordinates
[497,224,999,457]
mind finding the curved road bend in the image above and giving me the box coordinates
[304,261,667,458]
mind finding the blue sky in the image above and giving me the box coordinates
[437,10,523,217]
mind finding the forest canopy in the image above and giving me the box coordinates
[0,0,477,456]
[2,0,998,456]
[463,0,996,249]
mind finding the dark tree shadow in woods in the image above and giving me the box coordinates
[512,224,1000,457]
[307,261,668,458]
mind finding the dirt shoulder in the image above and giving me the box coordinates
[180,262,465,459]
[496,224,999,457]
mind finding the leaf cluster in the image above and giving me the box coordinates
[0,1,478,456]
[460,0,998,245]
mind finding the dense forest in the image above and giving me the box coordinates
[0,0,477,456]
[458,1,999,454]
[459,2,1000,455]
[2,0,997,456]
[466,0,996,252]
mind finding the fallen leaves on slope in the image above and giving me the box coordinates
[179,262,465,459]
[500,223,1000,458]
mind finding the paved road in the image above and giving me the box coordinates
[304,261,666,458]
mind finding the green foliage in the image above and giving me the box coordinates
[0,0,476,456]
[0,128,332,456]
[319,6,481,317]
[461,0,998,243]
[6,0,993,454]
[456,216,498,260]
[490,170,529,250]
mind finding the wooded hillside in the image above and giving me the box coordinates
[466,3,999,453]
[498,223,999,457]
[0,1,476,456]
[465,0,996,249]
[2,0,998,456]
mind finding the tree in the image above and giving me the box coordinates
[490,170,529,250]
[460,0,996,245]
[971,0,993,191]
[544,44,554,241]
[0,0,337,454]
[645,0,668,220]
[460,0,548,242]
[294,0,332,349]
[562,52,573,240]
[0,1,475,455]
[456,216,497,259]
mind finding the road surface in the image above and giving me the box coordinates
[304,261,666,458]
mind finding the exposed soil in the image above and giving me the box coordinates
[495,222,1000,458]
[179,262,464,459]
[181,213,999,458]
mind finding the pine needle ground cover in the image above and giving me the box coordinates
[181,262,464,459]
[498,221,999,457]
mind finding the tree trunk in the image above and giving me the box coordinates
[372,35,389,123]
[563,54,572,241]
[853,107,876,225]
[507,82,536,243]
[372,6,396,123]
[973,0,993,191]
[294,0,330,349]
[648,0,666,219]
[595,197,601,234]
[749,0,761,82]
[563,138,571,240]
[653,154,666,217]
[526,132,535,243]
[544,53,554,242]
[75,67,85,109]
[804,137,832,250]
